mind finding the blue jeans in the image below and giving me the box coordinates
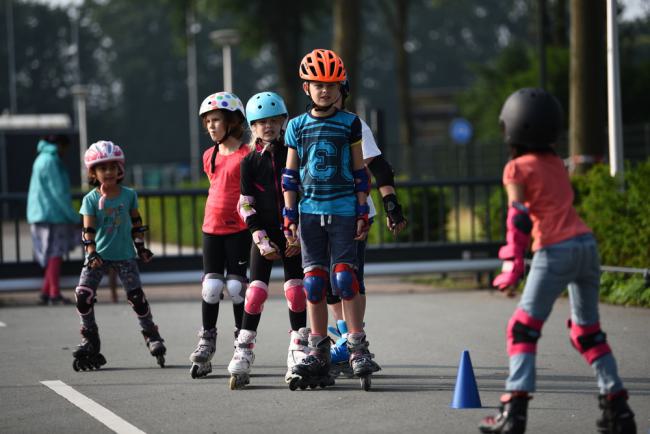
[506,233,624,394]
[299,213,358,275]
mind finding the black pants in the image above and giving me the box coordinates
[201,230,251,330]
[244,226,305,331]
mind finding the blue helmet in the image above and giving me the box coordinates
[245,92,288,126]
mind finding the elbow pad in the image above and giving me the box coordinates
[367,155,395,188]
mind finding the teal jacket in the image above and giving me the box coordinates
[26,140,79,224]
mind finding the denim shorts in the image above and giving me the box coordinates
[299,213,358,271]
[520,232,601,323]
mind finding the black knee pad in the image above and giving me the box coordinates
[127,288,150,317]
[75,286,96,315]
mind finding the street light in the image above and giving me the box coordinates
[71,84,88,190]
[209,29,240,93]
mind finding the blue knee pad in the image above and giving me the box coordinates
[303,269,328,303]
[333,263,360,300]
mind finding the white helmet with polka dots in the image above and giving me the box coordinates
[199,91,245,119]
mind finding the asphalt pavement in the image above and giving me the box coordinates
[1,278,648,434]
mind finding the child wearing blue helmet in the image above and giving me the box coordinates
[227,91,309,389]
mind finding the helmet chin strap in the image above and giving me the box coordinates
[210,127,231,173]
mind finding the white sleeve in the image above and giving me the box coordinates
[360,118,381,160]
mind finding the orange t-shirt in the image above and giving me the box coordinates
[502,153,591,251]
[202,144,249,235]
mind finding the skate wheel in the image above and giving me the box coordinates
[288,377,299,391]
[361,375,371,391]
[72,359,80,372]
[156,355,165,368]
[299,384,307,390]
[229,376,237,390]
[190,364,199,379]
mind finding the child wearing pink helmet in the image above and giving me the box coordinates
[71,140,165,371]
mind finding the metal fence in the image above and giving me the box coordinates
[0,179,505,280]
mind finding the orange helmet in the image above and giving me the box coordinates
[299,49,347,83]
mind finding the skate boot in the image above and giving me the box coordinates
[597,390,636,434]
[189,327,216,379]
[478,392,530,434]
[72,325,107,371]
[287,335,335,391]
[347,332,380,391]
[142,326,166,368]
[330,339,354,378]
[285,327,310,382]
[328,320,353,378]
[228,329,255,389]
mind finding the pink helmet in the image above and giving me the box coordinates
[84,140,125,177]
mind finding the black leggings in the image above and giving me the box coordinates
[202,230,251,277]
[244,226,305,331]
[249,227,302,283]
[201,230,251,330]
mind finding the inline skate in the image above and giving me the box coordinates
[142,326,166,368]
[227,329,255,389]
[287,335,335,391]
[347,332,380,391]
[189,327,216,378]
[285,327,310,382]
[597,390,636,434]
[72,326,107,371]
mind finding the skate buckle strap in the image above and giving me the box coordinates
[237,342,254,349]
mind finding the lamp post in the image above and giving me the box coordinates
[209,29,240,93]
[606,0,624,183]
[71,84,88,190]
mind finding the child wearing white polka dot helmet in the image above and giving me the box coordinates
[189,91,252,376]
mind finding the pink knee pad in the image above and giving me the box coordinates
[507,308,544,356]
[244,280,268,315]
[284,279,306,312]
[568,320,612,364]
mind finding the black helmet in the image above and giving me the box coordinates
[499,88,563,149]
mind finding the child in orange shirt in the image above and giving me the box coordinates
[479,88,636,434]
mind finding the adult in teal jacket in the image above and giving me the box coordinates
[27,135,79,304]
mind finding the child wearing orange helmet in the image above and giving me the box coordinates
[283,49,373,390]
[72,140,165,371]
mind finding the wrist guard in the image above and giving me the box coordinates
[382,194,405,225]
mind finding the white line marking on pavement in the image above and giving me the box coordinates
[40,380,146,434]
[0,321,6,327]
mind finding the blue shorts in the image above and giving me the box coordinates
[299,213,357,272]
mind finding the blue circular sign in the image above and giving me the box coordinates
[449,117,473,145]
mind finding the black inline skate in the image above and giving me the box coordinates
[142,326,166,368]
[347,332,380,391]
[479,392,530,434]
[287,335,335,391]
[597,390,636,434]
[72,326,107,371]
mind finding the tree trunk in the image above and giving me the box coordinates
[569,0,607,174]
[333,0,361,110]
[262,2,303,115]
[379,0,413,177]
[552,0,568,47]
